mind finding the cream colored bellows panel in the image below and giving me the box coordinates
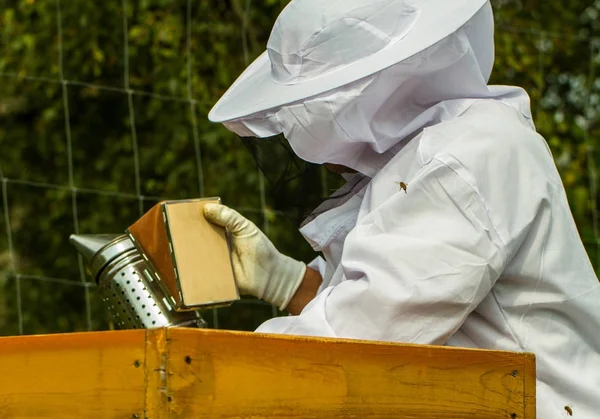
[127,198,239,312]
[164,199,239,308]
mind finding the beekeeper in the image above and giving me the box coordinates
[203,0,600,417]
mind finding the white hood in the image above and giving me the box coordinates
[224,2,533,177]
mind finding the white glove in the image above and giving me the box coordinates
[203,203,307,311]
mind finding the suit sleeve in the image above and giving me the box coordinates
[256,158,507,345]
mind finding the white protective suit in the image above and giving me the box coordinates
[209,1,600,417]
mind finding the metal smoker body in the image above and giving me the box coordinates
[70,234,206,329]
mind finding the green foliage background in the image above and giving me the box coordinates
[0,0,598,336]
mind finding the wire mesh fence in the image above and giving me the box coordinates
[0,0,598,336]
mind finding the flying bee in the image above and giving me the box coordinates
[396,181,408,194]
[564,406,573,416]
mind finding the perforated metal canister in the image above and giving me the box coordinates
[70,234,206,329]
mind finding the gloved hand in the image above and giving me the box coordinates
[203,203,307,311]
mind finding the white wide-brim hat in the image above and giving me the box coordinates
[209,0,489,123]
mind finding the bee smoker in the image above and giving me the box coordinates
[70,234,207,330]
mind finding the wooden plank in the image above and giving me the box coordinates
[0,328,536,418]
[0,330,146,419]
[144,328,169,419]
[523,351,538,419]
[165,328,536,419]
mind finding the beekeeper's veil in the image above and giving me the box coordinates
[209,0,532,224]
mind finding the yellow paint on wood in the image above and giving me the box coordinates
[0,330,146,419]
[0,328,536,418]
[165,328,536,419]
[523,351,538,419]
[144,328,169,419]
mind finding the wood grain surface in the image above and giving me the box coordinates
[0,330,146,418]
[0,328,536,418]
[166,328,536,419]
